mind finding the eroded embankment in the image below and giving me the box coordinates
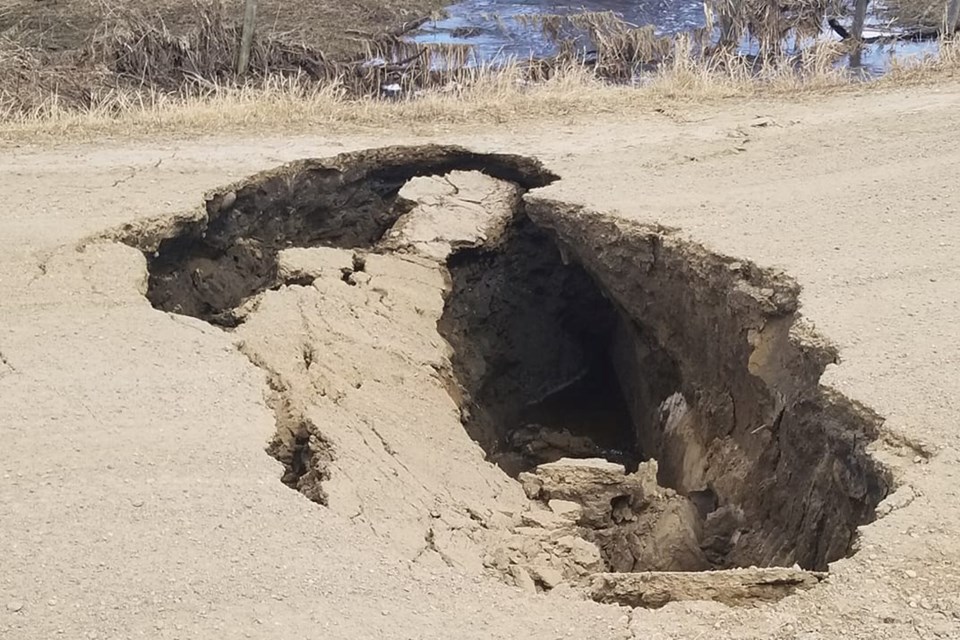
[110,144,891,607]
[440,203,890,573]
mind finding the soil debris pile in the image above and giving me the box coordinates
[588,567,827,608]
[520,458,709,572]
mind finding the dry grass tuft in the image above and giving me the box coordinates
[883,37,960,80]
[0,0,495,116]
[881,0,947,29]
[82,0,326,89]
[516,11,673,81]
[5,47,959,143]
[706,0,840,55]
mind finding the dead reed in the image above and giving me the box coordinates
[705,0,838,55]
[0,0,492,115]
[517,11,673,81]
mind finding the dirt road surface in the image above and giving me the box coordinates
[2,84,960,639]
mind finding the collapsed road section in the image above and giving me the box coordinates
[108,144,891,607]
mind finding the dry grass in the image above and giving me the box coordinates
[517,11,674,80]
[4,40,959,143]
[0,1,523,115]
[885,36,960,77]
[646,36,851,97]
[706,0,840,54]
[0,0,447,56]
[2,1,960,142]
[881,0,949,29]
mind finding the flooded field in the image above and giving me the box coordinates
[412,0,942,75]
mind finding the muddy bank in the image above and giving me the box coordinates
[109,144,890,606]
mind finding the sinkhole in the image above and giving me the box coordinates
[438,214,664,478]
[437,206,890,573]
[120,144,891,586]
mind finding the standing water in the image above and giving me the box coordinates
[412,0,941,76]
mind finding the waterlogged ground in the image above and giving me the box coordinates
[414,0,705,60]
[413,0,941,75]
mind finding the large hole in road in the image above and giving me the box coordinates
[118,145,556,504]
[114,145,890,598]
[438,204,890,573]
[438,215,658,477]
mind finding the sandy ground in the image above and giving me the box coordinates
[2,84,960,639]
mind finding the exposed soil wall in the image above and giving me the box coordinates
[439,198,891,571]
[437,216,646,475]
[528,199,891,570]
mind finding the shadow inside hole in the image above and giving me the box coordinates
[438,205,889,573]
[439,213,682,478]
